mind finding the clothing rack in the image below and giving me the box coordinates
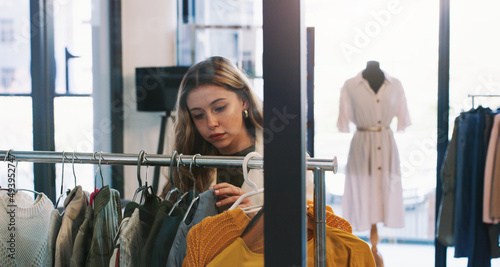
[1,149,337,267]
[468,94,500,109]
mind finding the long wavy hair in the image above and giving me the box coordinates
[160,56,263,199]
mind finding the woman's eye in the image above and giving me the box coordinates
[215,106,226,112]
[193,113,204,120]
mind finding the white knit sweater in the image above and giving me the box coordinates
[0,190,53,267]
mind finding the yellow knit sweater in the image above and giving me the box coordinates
[183,208,264,267]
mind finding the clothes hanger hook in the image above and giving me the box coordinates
[136,150,145,187]
[4,149,13,161]
[189,154,201,192]
[242,152,262,192]
[61,151,66,192]
[169,150,178,189]
[177,153,184,193]
[72,152,77,187]
[143,152,150,186]
[94,152,104,189]
[55,151,66,207]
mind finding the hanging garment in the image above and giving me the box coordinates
[453,107,493,267]
[183,208,252,267]
[205,224,374,267]
[109,201,139,267]
[306,200,352,241]
[337,72,411,231]
[491,122,500,218]
[85,186,122,267]
[205,238,263,267]
[0,191,54,267]
[55,186,90,267]
[140,199,174,267]
[484,113,500,223]
[48,208,63,267]
[150,194,191,267]
[119,208,141,267]
[167,189,218,267]
[119,194,160,267]
[109,213,134,267]
[70,205,93,267]
[436,117,460,246]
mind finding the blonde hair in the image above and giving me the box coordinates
[160,56,263,199]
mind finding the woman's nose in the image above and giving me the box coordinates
[207,115,219,129]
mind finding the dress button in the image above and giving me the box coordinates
[378,167,382,170]
[377,146,381,150]
[377,120,381,124]
[376,99,380,103]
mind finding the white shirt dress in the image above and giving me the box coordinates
[337,72,411,231]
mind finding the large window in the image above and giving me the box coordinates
[0,1,34,190]
[177,0,263,99]
[449,0,500,266]
[307,0,439,264]
[0,0,95,202]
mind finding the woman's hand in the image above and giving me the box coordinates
[212,182,251,210]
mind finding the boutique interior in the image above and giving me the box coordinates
[1,0,500,266]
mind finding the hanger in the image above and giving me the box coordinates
[55,151,68,207]
[94,151,105,190]
[229,152,264,211]
[183,154,201,222]
[71,152,77,188]
[0,152,42,198]
[166,150,181,201]
[132,150,150,204]
[168,153,189,216]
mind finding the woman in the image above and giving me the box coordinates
[160,56,264,210]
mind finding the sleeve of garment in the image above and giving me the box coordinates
[436,117,459,246]
[396,81,411,131]
[337,83,351,133]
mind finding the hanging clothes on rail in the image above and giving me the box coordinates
[183,207,253,267]
[109,201,138,267]
[118,193,161,267]
[48,208,63,266]
[0,190,54,266]
[206,209,264,267]
[70,185,122,267]
[54,185,90,267]
[140,199,175,267]
[167,189,218,267]
[436,106,500,267]
[483,113,500,224]
[150,192,193,267]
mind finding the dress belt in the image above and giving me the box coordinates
[356,126,390,132]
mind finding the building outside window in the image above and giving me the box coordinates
[0,19,14,43]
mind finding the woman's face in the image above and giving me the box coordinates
[186,84,253,155]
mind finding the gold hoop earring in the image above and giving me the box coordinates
[243,110,249,119]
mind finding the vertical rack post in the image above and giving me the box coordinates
[314,168,326,267]
[263,0,307,265]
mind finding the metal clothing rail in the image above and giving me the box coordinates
[468,94,500,109]
[0,149,337,267]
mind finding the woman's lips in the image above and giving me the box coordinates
[209,133,225,141]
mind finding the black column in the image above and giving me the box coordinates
[31,0,56,202]
[109,0,124,195]
[263,0,307,265]
[435,0,450,266]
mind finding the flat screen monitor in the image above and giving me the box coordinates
[135,66,190,112]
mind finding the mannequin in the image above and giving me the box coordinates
[337,61,411,267]
[363,61,385,267]
[362,61,385,93]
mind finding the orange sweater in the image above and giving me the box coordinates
[183,208,264,267]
